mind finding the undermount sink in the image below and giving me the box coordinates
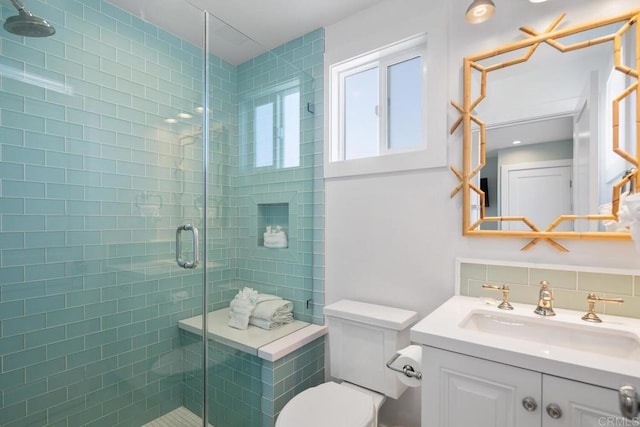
[411,295,640,390]
[460,309,640,360]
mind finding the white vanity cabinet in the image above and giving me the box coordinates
[423,347,627,427]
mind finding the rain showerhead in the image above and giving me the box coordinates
[3,0,55,37]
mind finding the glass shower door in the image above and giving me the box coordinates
[0,0,210,425]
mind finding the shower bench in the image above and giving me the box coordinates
[177,308,327,426]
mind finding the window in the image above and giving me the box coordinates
[241,81,301,171]
[330,34,427,164]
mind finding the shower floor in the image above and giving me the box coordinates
[143,407,213,427]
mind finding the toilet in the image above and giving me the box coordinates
[276,299,418,427]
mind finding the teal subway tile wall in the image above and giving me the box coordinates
[0,0,324,425]
[233,28,325,325]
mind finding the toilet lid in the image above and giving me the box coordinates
[276,382,375,427]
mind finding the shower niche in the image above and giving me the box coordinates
[250,192,298,257]
[258,203,289,248]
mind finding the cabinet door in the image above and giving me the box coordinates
[542,375,628,426]
[422,347,541,427]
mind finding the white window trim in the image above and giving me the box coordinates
[325,33,448,178]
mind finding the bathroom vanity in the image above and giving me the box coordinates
[410,296,640,427]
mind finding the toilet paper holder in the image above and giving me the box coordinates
[385,353,422,380]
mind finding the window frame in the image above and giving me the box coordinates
[330,34,429,165]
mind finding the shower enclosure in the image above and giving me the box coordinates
[0,0,324,426]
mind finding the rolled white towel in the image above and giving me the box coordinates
[256,294,282,303]
[229,311,250,330]
[252,298,293,321]
[230,298,255,312]
[249,315,293,330]
[228,287,259,330]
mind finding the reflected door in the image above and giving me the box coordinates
[501,160,573,231]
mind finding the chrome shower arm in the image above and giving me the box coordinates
[10,0,32,16]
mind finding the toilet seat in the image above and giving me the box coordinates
[275,382,376,427]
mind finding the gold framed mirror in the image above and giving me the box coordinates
[451,9,639,251]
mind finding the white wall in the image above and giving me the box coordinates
[324,1,640,426]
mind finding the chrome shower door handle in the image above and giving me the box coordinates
[176,224,199,269]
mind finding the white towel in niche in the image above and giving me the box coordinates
[264,231,287,248]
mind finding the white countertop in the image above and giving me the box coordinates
[410,295,640,390]
[178,308,327,362]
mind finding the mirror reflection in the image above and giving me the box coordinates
[458,11,638,240]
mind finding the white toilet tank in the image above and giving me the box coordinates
[324,300,418,399]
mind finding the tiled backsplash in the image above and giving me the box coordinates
[459,259,640,318]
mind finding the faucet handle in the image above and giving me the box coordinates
[534,280,555,316]
[581,293,624,323]
[539,280,551,292]
[482,283,513,310]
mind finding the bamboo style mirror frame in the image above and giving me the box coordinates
[451,9,640,252]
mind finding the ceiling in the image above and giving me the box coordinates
[105,0,388,64]
[484,116,574,156]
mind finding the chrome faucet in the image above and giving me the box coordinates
[534,280,555,316]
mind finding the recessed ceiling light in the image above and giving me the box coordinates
[177,113,193,119]
[164,118,178,124]
[529,0,548,3]
[195,106,204,114]
[512,140,522,145]
[465,0,496,24]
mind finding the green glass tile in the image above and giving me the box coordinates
[0,162,23,181]
[0,369,26,391]
[66,347,101,370]
[3,145,45,165]
[3,347,46,371]
[24,98,64,120]
[2,76,45,99]
[46,55,83,78]
[578,272,633,296]
[3,380,47,406]
[67,107,101,127]
[0,91,24,111]
[46,307,84,327]
[44,118,83,138]
[26,295,65,314]
[26,388,66,414]
[2,38,45,66]
[0,301,25,320]
[26,357,66,382]
[0,335,25,354]
[103,338,132,358]
[84,301,118,319]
